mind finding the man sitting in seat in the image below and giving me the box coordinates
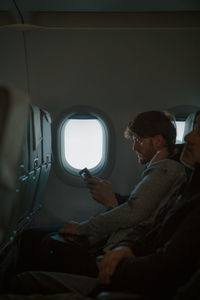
[95,110,200,299]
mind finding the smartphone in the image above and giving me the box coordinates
[79,168,92,180]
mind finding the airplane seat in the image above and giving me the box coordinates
[15,105,52,233]
[0,85,29,287]
[0,86,29,246]
[0,87,52,289]
[32,108,52,212]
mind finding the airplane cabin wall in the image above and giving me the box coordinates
[0,30,28,94]
[0,27,200,226]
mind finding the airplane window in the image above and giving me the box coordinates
[64,119,103,170]
[169,105,200,144]
[54,106,115,186]
[175,121,185,143]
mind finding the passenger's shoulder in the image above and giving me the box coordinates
[150,158,186,173]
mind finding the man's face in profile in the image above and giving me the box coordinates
[131,134,156,164]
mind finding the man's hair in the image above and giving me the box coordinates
[125,111,176,146]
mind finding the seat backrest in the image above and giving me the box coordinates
[0,86,29,190]
[0,87,52,252]
[0,86,29,245]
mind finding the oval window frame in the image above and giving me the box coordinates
[168,104,200,142]
[53,106,116,187]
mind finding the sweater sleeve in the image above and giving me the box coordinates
[76,160,186,237]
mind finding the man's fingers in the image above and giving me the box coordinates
[100,250,124,277]
[98,247,135,286]
[88,184,100,194]
[58,221,78,235]
[59,228,67,236]
[104,274,110,285]
[102,252,118,276]
[98,269,111,285]
[100,252,112,275]
[86,177,100,185]
[90,190,101,202]
[108,256,120,276]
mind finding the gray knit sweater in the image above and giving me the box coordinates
[76,159,186,237]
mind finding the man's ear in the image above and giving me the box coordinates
[152,135,166,150]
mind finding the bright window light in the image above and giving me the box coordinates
[175,121,185,143]
[64,119,103,170]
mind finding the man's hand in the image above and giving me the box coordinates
[87,177,118,208]
[59,221,79,236]
[97,246,135,285]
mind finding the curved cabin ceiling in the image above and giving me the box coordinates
[0,0,200,28]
